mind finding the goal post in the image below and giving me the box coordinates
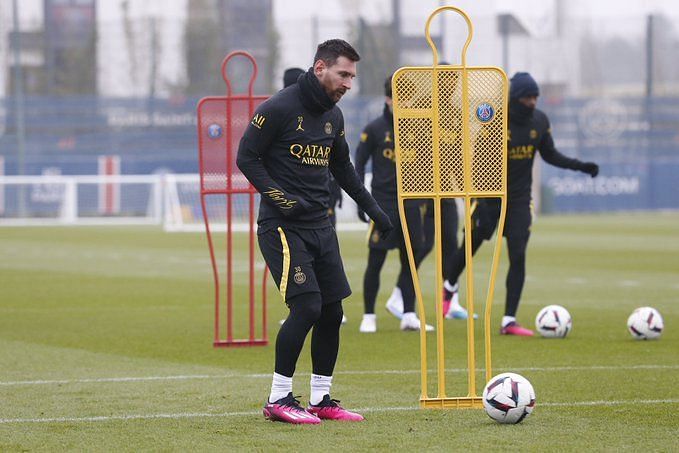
[0,174,162,226]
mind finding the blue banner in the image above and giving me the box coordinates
[1,95,677,212]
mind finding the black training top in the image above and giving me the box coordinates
[508,100,584,203]
[236,68,382,230]
[354,104,398,209]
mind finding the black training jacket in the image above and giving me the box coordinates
[237,69,382,229]
[354,104,398,209]
[508,103,584,203]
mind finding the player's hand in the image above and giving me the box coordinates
[282,196,312,218]
[580,162,599,178]
[357,209,369,223]
[371,209,394,239]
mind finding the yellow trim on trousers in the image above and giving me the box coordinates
[277,227,291,301]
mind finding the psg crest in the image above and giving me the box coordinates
[475,103,495,123]
[207,123,222,139]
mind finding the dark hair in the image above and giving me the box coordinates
[314,39,360,67]
[384,73,393,98]
[283,67,304,88]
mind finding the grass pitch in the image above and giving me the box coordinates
[0,213,677,451]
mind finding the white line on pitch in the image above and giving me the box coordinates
[618,280,640,287]
[1,399,678,424]
[1,364,678,387]
[0,374,221,386]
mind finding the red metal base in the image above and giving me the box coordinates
[213,339,268,347]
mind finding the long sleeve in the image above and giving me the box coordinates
[354,126,374,184]
[329,116,381,217]
[538,117,584,171]
[236,105,309,215]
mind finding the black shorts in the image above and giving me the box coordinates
[367,200,425,251]
[472,198,532,240]
[258,224,351,304]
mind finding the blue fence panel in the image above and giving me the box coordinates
[541,97,678,212]
[1,95,677,213]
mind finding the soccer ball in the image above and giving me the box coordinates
[535,305,572,338]
[627,307,664,340]
[482,372,535,424]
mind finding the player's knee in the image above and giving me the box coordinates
[288,293,324,324]
[321,301,344,327]
[509,248,527,268]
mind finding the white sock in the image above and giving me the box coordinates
[269,372,292,403]
[389,287,402,301]
[310,374,332,405]
[502,316,516,328]
[402,312,417,321]
[444,280,458,292]
[362,313,376,321]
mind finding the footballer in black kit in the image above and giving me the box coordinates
[354,75,431,332]
[443,72,599,336]
[283,67,343,227]
[237,40,392,423]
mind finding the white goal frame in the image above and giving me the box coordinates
[0,173,367,231]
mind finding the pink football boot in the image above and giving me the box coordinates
[307,395,365,421]
[442,288,453,320]
[263,393,321,425]
[500,322,534,336]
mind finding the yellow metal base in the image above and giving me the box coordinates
[420,397,484,409]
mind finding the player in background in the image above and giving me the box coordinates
[383,199,472,320]
[237,40,393,424]
[281,67,346,325]
[355,75,433,333]
[282,67,304,89]
[383,63,473,322]
[442,72,599,336]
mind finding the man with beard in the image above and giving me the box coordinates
[283,67,344,229]
[279,66,347,325]
[237,40,393,424]
[441,72,599,336]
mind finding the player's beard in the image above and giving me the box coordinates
[329,87,346,102]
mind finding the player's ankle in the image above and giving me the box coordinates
[443,280,458,292]
[402,312,416,321]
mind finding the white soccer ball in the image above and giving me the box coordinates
[482,372,535,424]
[535,305,572,338]
[627,307,664,340]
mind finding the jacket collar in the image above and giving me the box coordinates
[298,68,336,114]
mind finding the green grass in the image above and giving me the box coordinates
[1,213,678,451]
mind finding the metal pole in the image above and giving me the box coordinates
[393,0,401,66]
[645,14,653,98]
[500,15,509,73]
[311,15,319,54]
[148,16,157,120]
[12,0,26,215]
